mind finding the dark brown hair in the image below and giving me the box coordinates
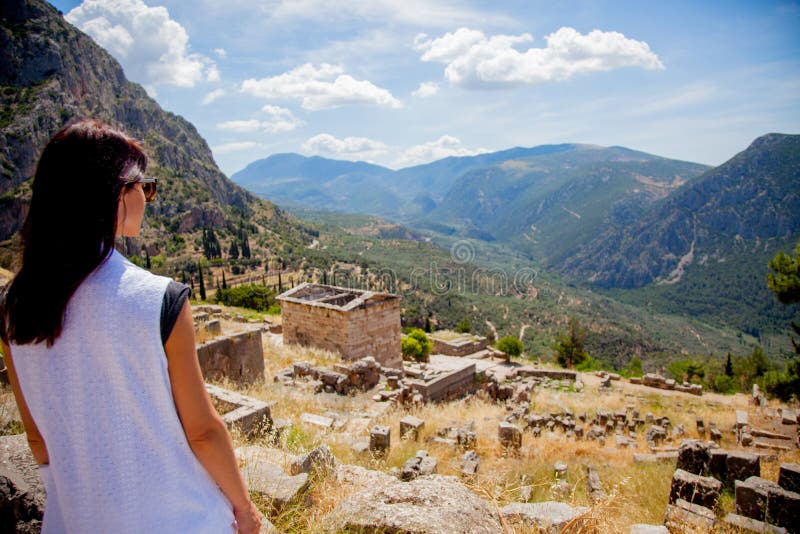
[0,120,147,346]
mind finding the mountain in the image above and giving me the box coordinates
[558,134,800,339]
[230,145,580,220]
[561,133,800,288]
[421,144,710,263]
[231,154,399,216]
[0,0,312,267]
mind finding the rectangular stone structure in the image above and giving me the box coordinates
[399,416,425,441]
[196,326,265,385]
[663,499,716,533]
[669,468,721,509]
[429,331,489,356]
[278,283,402,368]
[723,513,787,534]
[205,383,272,437]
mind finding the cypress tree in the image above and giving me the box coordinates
[144,249,151,269]
[198,263,206,301]
[222,270,228,290]
[278,271,283,292]
[725,353,734,377]
[229,240,239,259]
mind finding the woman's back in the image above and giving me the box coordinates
[9,249,234,533]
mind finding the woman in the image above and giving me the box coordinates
[0,120,262,533]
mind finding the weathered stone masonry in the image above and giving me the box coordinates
[277,283,402,369]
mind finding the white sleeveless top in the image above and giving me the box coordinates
[10,249,235,533]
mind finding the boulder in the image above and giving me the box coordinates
[324,474,502,533]
[241,461,309,510]
[502,501,589,533]
[0,435,45,533]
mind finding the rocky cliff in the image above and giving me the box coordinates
[0,0,312,264]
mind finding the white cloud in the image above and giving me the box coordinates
[412,81,440,97]
[216,107,303,134]
[241,63,402,110]
[66,0,216,88]
[261,105,304,133]
[395,135,488,167]
[217,120,262,133]
[268,0,512,28]
[415,27,664,88]
[214,48,227,59]
[302,133,389,161]
[212,141,259,155]
[201,88,226,105]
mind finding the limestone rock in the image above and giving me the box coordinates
[735,476,800,531]
[324,474,502,533]
[723,513,787,534]
[400,450,437,481]
[501,501,589,533]
[241,461,309,510]
[778,463,800,494]
[629,525,668,534]
[0,435,44,533]
[289,444,336,479]
[663,498,716,533]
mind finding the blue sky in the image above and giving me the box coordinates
[49,0,800,175]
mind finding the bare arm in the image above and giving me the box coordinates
[164,301,261,531]
[1,339,49,465]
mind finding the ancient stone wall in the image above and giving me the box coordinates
[281,299,401,368]
[196,326,265,385]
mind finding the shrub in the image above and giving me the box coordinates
[713,374,737,394]
[455,317,472,333]
[402,329,432,362]
[496,336,523,359]
[215,284,275,312]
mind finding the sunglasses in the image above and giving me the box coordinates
[128,177,157,202]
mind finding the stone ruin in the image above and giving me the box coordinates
[192,305,266,385]
[273,356,383,395]
[664,439,800,532]
[428,330,490,357]
[629,372,703,396]
[277,283,402,369]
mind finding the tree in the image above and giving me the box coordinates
[221,270,227,290]
[229,240,239,260]
[553,317,588,368]
[144,249,151,269]
[496,336,523,362]
[627,356,643,377]
[767,242,800,354]
[455,317,472,333]
[725,353,734,377]
[424,316,432,333]
[197,263,206,301]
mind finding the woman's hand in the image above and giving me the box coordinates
[234,501,264,534]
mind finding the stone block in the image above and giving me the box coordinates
[778,463,800,494]
[735,476,800,531]
[399,416,425,440]
[290,445,336,479]
[629,525,668,534]
[501,502,589,534]
[370,425,391,454]
[460,450,480,478]
[677,439,711,475]
[723,513,787,533]
[669,469,721,509]
[498,422,522,449]
[663,499,716,533]
[646,425,667,446]
[781,409,797,425]
[726,451,760,489]
[300,412,334,429]
[737,410,750,429]
[196,327,265,385]
[206,383,272,438]
[400,450,437,481]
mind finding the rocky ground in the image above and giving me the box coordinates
[2,324,799,533]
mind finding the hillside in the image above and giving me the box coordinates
[0,0,313,270]
[559,134,800,342]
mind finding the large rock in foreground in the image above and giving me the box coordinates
[0,434,45,533]
[323,474,502,533]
